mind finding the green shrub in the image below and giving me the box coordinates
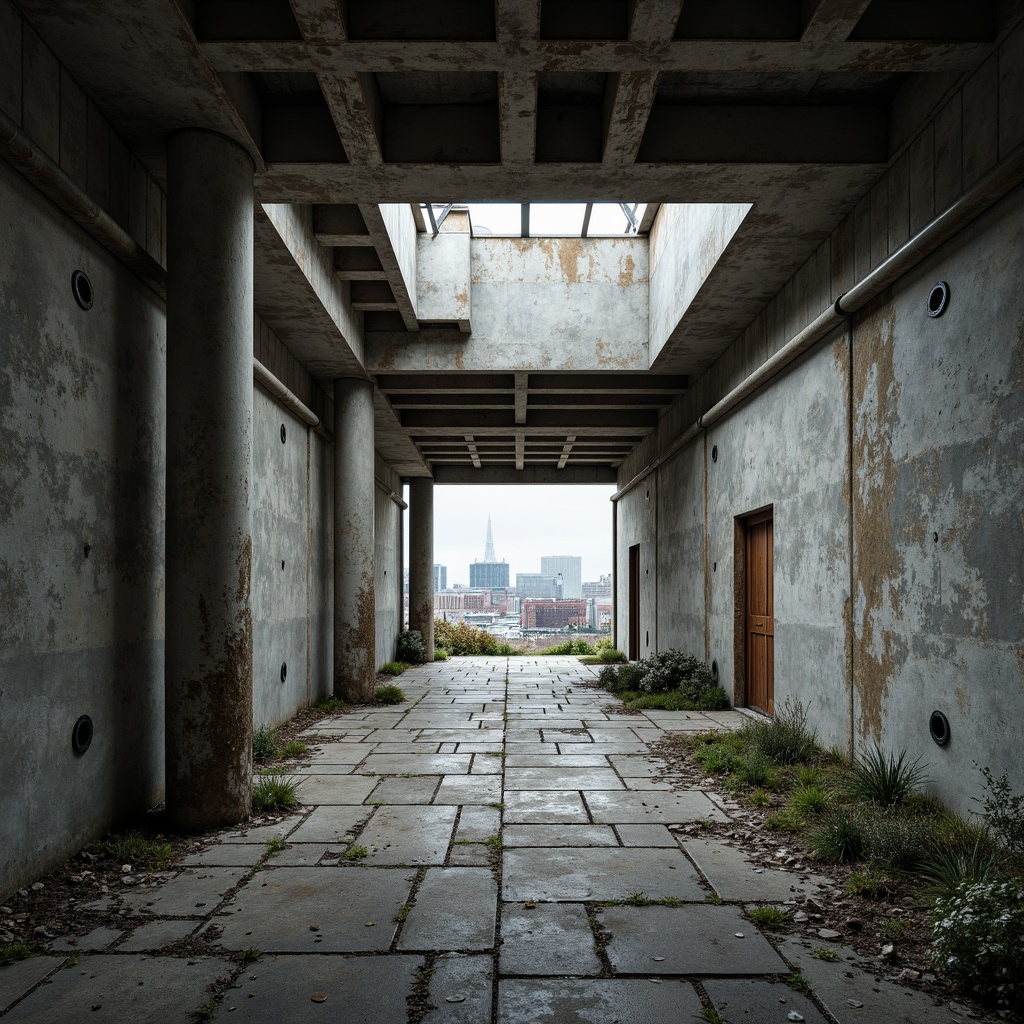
[597,662,645,694]
[919,839,1003,900]
[378,661,409,676]
[844,745,929,807]
[749,789,772,808]
[788,783,830,819]
[0,942,33,967]
[375,685,406,705]
[253,775,299,812]
[694,743,739,776]
[89,832,173,870]
[931,881,1024,1008]
[596,647,626,663]
[434,648,451,661]
[279,741,308,759]
[796,764,824,787]
[862,808,938,869]
[749,906,786,928]
[742,698,817,765]
[395,629,426,664]
[809,807,865,863]
[625,689,727,712]
[636,650,714,696]
[434,619,518,656]
[733,749,781,790]
[536,638,597,656]
[975,765,1024,858]
[313,696,347,713]
[252,727,281,763]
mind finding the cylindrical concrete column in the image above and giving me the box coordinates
[408,477,435,660]
[334,377,376,701]
[165,130,255,831]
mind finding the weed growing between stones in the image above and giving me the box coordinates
[748,906,786,928]
[344,845,368,860]
[374,685,406,705]
[264,837,286,856]
[811,947,838,961]
[252,727,280,763]
[378,661,409,676]
[252,775,298,813]
[88,832,174,870]
[0,941,32,966]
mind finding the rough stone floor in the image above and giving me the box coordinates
[3,658,961,1022]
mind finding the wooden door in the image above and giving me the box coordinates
[628,544,640,660]
[745,512,774,714]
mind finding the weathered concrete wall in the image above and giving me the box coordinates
[374,457,403,669]
[416,211,471,327]
[614,475,657,660]
[379,202,417,312]
[850,185,1024,812]
[309,430,334,703]
[366,236,648,372]
[0,156,166,894]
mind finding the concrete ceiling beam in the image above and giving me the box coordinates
[514,373,529,425]
[317,72,384,166]
[801,0,874,45]
[313,204,373,246]
[358,203,419,329]
[350,280,399,311]
[402,409,659,430]
[432,465,618,484]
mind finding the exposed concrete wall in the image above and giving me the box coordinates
[0,156,166,894]
[614,476,657,661]
[379,202,417,313]
[366,236,648,372]
[648,203,750,366]
[416,210,471,327]
[374,457,403,669]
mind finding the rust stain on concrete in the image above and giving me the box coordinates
[556,238,583,285]
[618,253,636,289]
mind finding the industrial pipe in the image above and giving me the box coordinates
[611,140,1024,503]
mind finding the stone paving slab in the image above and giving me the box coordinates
[212,866,414,952]
[504,767,624,791]
[265,843,332,867]
[586,790,729,824]
[397,867,497,951]
[422,954,493,1024]
[683,839,831,901]
[119,867,247,917]
[370,775,441,803]
[286,805,369,844]
[448,844,492,866]
[358,805,458,864]
[0,955,64,1013]
[214,954,421,1022]
[503,824,618,847]
[49,925,124,951]
[615,824,679,847]
[703,978,829,1024]
[360,753,472,775]
[182,843,267,867]
[1,954,228,1023]
[222,815,305,843]
[295,774,379,804]
[503,847,705,902]
[503,790,590,823]
[499,903,602,976]
[116,917,199,951]
[497,979,704,1023]
[505,754,612,767]
[600,905,789,975]
[434,775,503,805]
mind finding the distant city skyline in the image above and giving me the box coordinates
[414,484,615,589]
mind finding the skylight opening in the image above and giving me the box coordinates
[422,202,647,238]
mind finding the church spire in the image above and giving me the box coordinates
[484,515,496,562]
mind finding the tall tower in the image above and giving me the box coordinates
[484,515,496,562]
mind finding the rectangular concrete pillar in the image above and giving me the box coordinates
[165,128,255,832]
[408,477,435,660]
[334,376,376,700]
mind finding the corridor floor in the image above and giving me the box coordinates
[3,658,961,1022]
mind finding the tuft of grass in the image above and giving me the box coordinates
[394,904,412,922]
[748,906,786,928]
[433,648,451,661]
[811,947,838,961]
[749,789,772,809]
[264,837,287,856]
[764,807,804,832]
[809,807,865,863]
[89,832,173,870]
[279,741,309,760]
[374,685,406,705]
[624,891,655,905]
[344,845,369,860]
[693,743,739,776]
[845,867,894,897]
[489,802,505,811]
[732,750,781,790]
[378,661,409,676]
[706,893,724,905]
[843,745,929,807]
[194,998,218,1022]
[252,775,299,813]
[313,696,347,713]
[66,951,81,967]
[786,972,809,993]
[0,942,33,967]
[700,1009,724,1024]
[917,839,1002,900]
[881,919,909,941]
[484,835,503,851]
[252,727,281,763]
[238,948,262,965]
[788,783,830,818]
[741,698,818,765]
[796,764,825,786]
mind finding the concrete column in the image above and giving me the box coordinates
[408,477,435,660]
[334,377,376,700]
[165,130,255,831]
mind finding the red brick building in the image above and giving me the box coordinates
[521,600,589,630]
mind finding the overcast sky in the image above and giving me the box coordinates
[407,484,615,588]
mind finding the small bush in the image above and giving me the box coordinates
[395,629,426,664]
[931,881,1024,1008]
[434,648,451,661]
[314,696,347,713]
[434,619,518,657]
[279,741,308,759]
[378,661,409,676]
[788,783,830,819]
[597,662,645,694]
[253,775,299,813]
[742,698,817,765]
[536,638,597,656]
[796,765,824,787]
[252,727,281,763]
[694,743,739,776]
[749,789,772,809]
[636,650,714,696]
[749,906,786,928]
[809,807,865,863]
[596,647,626,663]
[862,808,938,869]
[375,685,406,705]
[844,744,929,807]
[975,764,1024,858]
[919,839,1003,900]
[733,750,781,790]
[0,942,33,967]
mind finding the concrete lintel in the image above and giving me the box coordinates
[432,464,617,485]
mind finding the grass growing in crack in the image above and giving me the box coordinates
[375,685,406,705]
[238,948,262,965]
[279,741,308,759]
[378,662,409,677]
[89,832,174,870]
[394,905,412,922]
[370,800,386,807]
[748,906,786,928]
[484,835,503,851]
[264,837,287,856]
[811,947,838,961]
[313,696,347,713]
[488,802,505,811]
[700,1009,724,1024]
[484,751,505,758]
[193,998,218,1022]
[0,942,33,966]
[344,845,369,860]
[786,972,809,993]
[705,893,724,905]
[66,951,81,967]
[253,775,298,813]
[613,892,683,907]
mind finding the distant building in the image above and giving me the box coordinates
[433,564,447,592]
[521,599,589,630]
[541,556,582,599]
[470,560,509,588]
[582,574,612,599]
[516,572,559,599]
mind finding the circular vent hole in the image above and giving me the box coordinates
[72,715,94,755]
[929,710,951,746]
[927,281,949,318]
[280,662,288,683]
[72,270,94,310]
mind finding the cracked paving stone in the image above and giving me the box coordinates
[118,867,247,917]
[286,805,370,844]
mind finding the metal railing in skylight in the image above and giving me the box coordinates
[422,202,647,238]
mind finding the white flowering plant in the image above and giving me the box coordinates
[930,880,1024,1008]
